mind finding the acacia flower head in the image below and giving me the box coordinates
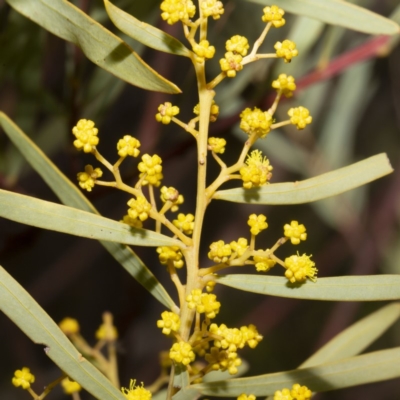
[240,150,273,189]
[226,35,250,56]
[284,254,317,283]
[220,52,243,77]
[172,213,195,235]
[187,289,221,319]
[273,388,293,400]
[117,135,141,158]
[121,380,152,400]
[240,107,273,138]
[193,40,216,63]
[160,186,184,212]
[155,102,180,124]
[59,317,80,335]
[288,107,312,129]
[230,238,249,258]
[95,324,118,341]
[12,367,35,389]
[77,165,103,192]
[208,137,226,154]
[262,5,285,27]
[248,214,268,235]
[157,246,184,268]
[206,280,216,292]
[169,341,195,365]
[200,0,224,19]
[205,346,242,375]
[240,324,263,348]
[160,0,196,25]
[238,394,256,400]
[61,378,82,394]
[208,240,232,263]
[253,254,276,272]
[290,383,312,399]
[284,220,307,244]
[72,119,99,153]
[127,196,152,221]
[121,214,143,229]
[272,74,296,97]
[138,154,163,186]
[157,311,180,335]
[274,40,298,63]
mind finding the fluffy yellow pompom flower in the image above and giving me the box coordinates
[274,40,298,63]
[121,380,152,400]
[138,154,163,186]
[157,311,181,335]
[117,135,141,158]
[208,240,232,263]
[59,317,80,335]
[284,220,307,244]
[155,102,180,124]
[127,196,152,221]
[262,5,285,27]
[201,0,224,19]
[193,40,216,63]
[230,238,249,258]
[226,35,250,56]
[157,246,184,268]
[284,254,317,283]
[170,341,195,365]
[290,383,312,399]
[12,367,35,389]
[194,100,219,122]
[186,289,221,319]
[248,214,268,235]
[72,119,99,153]
[272,74,296,97]
[61,378,82,394]
[240,107,273,138]
[95,324,118,340]
[288,107,312,129]
[240,324,263,348]
[253,254,276,272]
[77,165,103,192]
[220,52,243,77]
[160,0,196,25]
[173,213,195,235]
[240,150,273,189]
[238,394,256,400]
[274,388,293,400]
[208,137,226,154]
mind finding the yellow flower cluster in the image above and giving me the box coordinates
[138,154,163,186]
[226,35,250,56]
[253,254,276,272]
[170,341,196,365]
[200,0,224,19]
[240,107,273,138]
[157,246,184,268]
[121,380,152,400]
[205,346,242,375]
[288,107,312,129]
[121,214,143,229]
[240,150,273,189]
[230,237,249,258]
[274,383,312,400]
[160,186,184,212]
[220,51,243,77]
[72,119,99,153]
[208,137,226,154]
[117,135,141,158]
[284,254,317,283]
[160,0,196,25]
[95,323,118,340]
[274,40,298,63]
[248,214,268,235]
[284,221,307,244]
[194,100,219,122]
[155,102,180,124]
[173,213,195,235]
[12,367,35,389]
[238,394,256,400]
[262,5,285,27]
[59,317,80,335]
[157,311,181,335]
[62,378,82,395]
[272,74,296,97]
[77,165,103,192]
[193,39,216,63]
[186,289,221,319]
[127,196,152,222]
[208,240,232,263]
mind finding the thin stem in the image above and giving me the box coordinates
[92,148,113,172]
[172,117,199,137]
[268,91,282,116]
[167,262,185,307]
[38,374,66,400]
[207,72,226,90]
[271,120,291,130]
[248,22,272,58]
[242,53,277,66]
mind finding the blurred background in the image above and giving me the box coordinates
[1,0,400,398]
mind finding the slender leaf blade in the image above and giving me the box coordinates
[6,0,180,93]
[104,0,191,57]
[215,274,400,301]
[0,112,177,311]
[214,154,393,205]
[0,266,126,400]
[247,0,400,35]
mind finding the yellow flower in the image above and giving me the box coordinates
[208,137,226,154]
[127,196,152,221]
[200,0,224,20]
[157,311,181,335]
[248,214,268,235]
[240,107,273,138]
[208,240,232,263]
[61,378,82,394]
[95,323,118,340]
[226,35,250,56]
[160,0,196,25]
[72,119,99,153]
[253,254,276,272]
[274,40,298,63]
[262,5,285,27]
[240,150,273,189]
[284,254,317,283]
[230,238,249,258]
[204,346,242,375]
[272,74,296,97]
[157,246,184,268]
[274,388,293,400]
[121,380,152,400]
[117,135,141,158]
[59,317,80,335]
[290,383,312,399]
[155,102,180,124]
[138,154,163,186]
[12,367,35,389]
[169,341,195,365]
[220,52,243,77]
[238,394,256,400]
[193,40,216,63]
[284,220,307,245]
[288,107,312,129]
[77,165,103,192]
[121,214,143,229]
[172,213,195,235]
[187,290,221,319]
[194,100,219,122]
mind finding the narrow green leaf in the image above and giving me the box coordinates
[191,347,400,396]
[0,112,177,312]
[104,0,191,57]
[214,154,393,205]
[0,266,126,400]
[301,303,400,368]
[0,188,181,248]
[215,274,400,301]
[247,0,400,35]
[174,365,190,389]
[6,0,180,93]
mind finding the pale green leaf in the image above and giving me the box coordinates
[213,153,393,205]
[190,347,400,396]
[104,0,191,57]
[174,365,190,389]
[6,0,180,93]
[215,274,400,301]
[247,0,400,35]
[301,303,400,368]
[0,266,126,400]
[0,112,177,312]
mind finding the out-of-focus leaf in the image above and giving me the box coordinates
[301,303,400,368]
[104,0,191,57]
[190,347,400,396]
[0,266,126,400]
[213,153,393,204]
[6,0,181,93]
[174,365,190,390]
[248,0,400,35]
[0,112,178,312]
[215,274,400,301]
[203,360,249,383]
